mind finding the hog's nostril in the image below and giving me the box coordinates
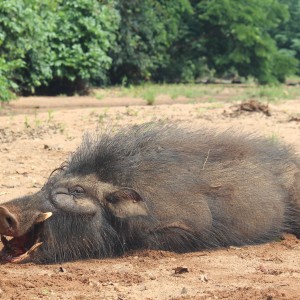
[6,216,13,228]
[0,206,18,234]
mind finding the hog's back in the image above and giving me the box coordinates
[129,128,297,247]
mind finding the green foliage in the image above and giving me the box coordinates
[47,0,119,94]
[275,0,300,75]
[119,83,224,101]
[142,89,156,105]
[154,0,296,84]
[0,0,54,95]
[110,0,191,84]
[99,82,300,104]
[1,0,300,102]
[271,50,299,82]
[0,0,119,99]
[0,58,16,102]
[194,0,293,84]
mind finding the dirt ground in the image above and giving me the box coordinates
[0,90,300,299]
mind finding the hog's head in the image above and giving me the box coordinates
[0,168,149,263]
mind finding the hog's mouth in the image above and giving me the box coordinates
[0,212,52,263]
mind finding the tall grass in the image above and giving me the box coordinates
[94,82,300,104]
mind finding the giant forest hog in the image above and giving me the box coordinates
[0,124,300,263]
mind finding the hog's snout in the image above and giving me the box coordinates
[0,206,19,236]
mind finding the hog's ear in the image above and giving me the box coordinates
[105,188,148,218]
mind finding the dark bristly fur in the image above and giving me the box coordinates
[1,123,300,263]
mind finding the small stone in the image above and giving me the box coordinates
[89,280,100,288]
[199,273,208,282]
[59,267,67,273]
[174,266,189,274]
[181,287,188,294]
[24,282,35,288]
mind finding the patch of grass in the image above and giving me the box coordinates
[98,113,106,124]
[286,75,300,81]
[142,90,156,105]
[95,92,105,100]
[126,107,139,116]
[205,102,224,109]
[97,107,109,124]
[115,112,123,121]
[207,97,218,103]
[57,122,66,134]
[234,85,300,103]
[169,87,198,100]
[195,107,207,118]
[24,116,30,128]
[245,87,285,102]
[118,83,224,103]
[93,82,300,105]
[23,111,67,135]
[23,112,44,129]
[47,109,54,123]
[34,111,42,128]
[268,132,280,143]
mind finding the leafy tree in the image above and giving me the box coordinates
[0,0,119,98]
[0,0,54,98]
[0,58,17,103]
[274,0,300,75]
[197,0,299,83]
[159,0,297,83]
[1,0,299,102]
[41,0,119,95]
[153,3,206,83]
[110,0,191,84]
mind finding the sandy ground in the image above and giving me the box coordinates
[0,90,300,299]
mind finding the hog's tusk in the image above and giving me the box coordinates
[11,242,43,263]
[35,212,53,224]
[27,242,43,254]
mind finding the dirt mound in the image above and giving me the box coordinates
[224,100,271,117]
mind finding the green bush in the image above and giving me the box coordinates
[43,0,119,94]
[0,0,54,96]
[0,0,119,98]
[0,58,17,103]
[152,0,297,84]
[109,0,191,84]
[195,0,294,84]
[0,0,299,103]
[275,0,300,75]
[271,50,299,83]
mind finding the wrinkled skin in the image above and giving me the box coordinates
[0,124,300,263]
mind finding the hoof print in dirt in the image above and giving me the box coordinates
[0,123,300,264]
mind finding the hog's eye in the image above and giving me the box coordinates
[69,186,85,196]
